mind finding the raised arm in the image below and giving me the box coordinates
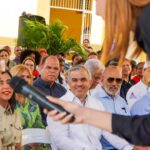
[46,96,150,146]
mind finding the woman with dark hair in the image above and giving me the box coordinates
[20,49,41,66]
[0,49,16,69]
[0,70,22,149]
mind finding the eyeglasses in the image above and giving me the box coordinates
[107,77,122,84]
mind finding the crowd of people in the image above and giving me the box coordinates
[0,43,150,149]
[1,0,150,149]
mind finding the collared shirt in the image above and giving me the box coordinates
[16,98,44,129]
[0,105,22,147]
[47,90,104,150]
[126,80,150,110]
[131,92,150,116]
[33,77,67,125]
[94,87,133,150]
[94,87,130,115]
[33,76,67,97]
[16,99,51,150]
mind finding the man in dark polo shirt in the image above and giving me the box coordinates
[33,56,67,125]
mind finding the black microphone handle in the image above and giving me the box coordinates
[21,85,75,122]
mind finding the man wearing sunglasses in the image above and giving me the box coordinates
[94,65,133,149]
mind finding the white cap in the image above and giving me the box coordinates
[144,61,150,69]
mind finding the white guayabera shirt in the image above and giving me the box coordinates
[47,90,104,150]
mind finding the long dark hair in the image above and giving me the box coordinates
[0,70,16,113]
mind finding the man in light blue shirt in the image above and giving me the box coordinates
[94,66,132,150]
[131,92,150,115]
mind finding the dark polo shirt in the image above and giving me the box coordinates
[33,77,67,125]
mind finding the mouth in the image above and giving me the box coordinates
[2,91,12,96]
[48,75,56,78]
[110,87,118,91]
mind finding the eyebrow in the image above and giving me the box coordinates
[71,77,88,80]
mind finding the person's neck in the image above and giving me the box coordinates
[102,86,115,99]
[79,95,87,105]
[49,81,55,87]
[122,74,129,82]
[41,77,55,87]
[0,101,9,108]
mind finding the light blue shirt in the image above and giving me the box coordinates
[131,92,150,115]
[94,87,131,150]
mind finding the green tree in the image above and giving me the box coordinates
[18,19,86,56]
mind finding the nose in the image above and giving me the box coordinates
[76,79,83,86]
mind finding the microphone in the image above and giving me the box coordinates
[9,76,75,122]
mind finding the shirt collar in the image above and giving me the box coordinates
[0,104,12,115]
[38,76,56,88]
[67,90,89,106]
[97,86,117,99]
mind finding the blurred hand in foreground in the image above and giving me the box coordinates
[44,96,85,124]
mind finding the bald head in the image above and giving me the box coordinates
[103,66,122,78]
[40,56,60,85]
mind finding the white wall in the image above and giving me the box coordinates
[90,0,105,46]
[0,0,38,38]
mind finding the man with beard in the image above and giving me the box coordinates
[94,65,132,149]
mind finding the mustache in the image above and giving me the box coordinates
[109,86,119,90]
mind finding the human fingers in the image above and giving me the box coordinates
[48,111,67,121]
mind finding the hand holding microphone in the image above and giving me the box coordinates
[9,76,75,123]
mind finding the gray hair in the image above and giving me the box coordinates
[84,59,105,76]
[66,65,92,82]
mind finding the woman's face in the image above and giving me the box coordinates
[0,51,9,64]
[24,59,35,72]
[0,73,13,105]
[19,70,32,85]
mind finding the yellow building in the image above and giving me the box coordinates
[49,0,93,44]
[0,0,94,46]
[0,0,146,61]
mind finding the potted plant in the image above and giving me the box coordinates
[18,18,86,56]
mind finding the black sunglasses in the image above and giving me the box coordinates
[107,77,122,84]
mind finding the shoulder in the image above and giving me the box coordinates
[54,82,67,94]
[60,90,74,102]
[33,77,41,85]
[126,81,143,97]
[131,93,150,115]
[55,82,66,89]
[87,95,105,111]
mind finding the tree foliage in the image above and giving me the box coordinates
[18,19,86,56]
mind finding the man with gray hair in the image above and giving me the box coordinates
[47,65,106,149]
[94,66,133,149]
[84,59,105,95]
